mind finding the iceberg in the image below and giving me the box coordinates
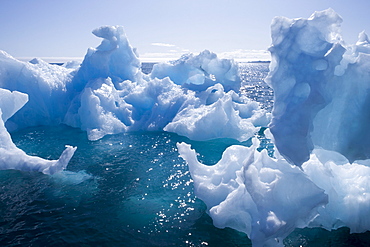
[0,88,76,174]
[303,149,370,233]
[150,50,241,92]
[164,83,269,142]
[266,8,370,165]
[178,8,370,246]
[71,25,142,92]
[179,137,370,246]
[0,51,74,131]
[177,140,328,246]
[0,25,269,142]
[1,6,370,247]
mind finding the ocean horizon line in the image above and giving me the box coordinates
[16,56,271,64]
[15,49,271,64]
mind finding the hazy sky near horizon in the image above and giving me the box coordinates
[0,0,369,60]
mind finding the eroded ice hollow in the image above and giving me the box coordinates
[178,8,370,247]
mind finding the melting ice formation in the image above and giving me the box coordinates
[0,27,269,141]
[0,89,76,174]
[267,9,370,166]
[178,8,370,247]
[0,25,269,173]
[2,6,370,247]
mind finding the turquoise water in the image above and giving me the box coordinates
[1,63,370,246]
[3,125,252,246]
[3,125,370,246]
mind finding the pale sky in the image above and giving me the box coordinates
[0,0,369,62]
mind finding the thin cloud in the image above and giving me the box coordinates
[151,42,176,47]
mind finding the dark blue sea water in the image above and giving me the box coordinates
[1,63,370,246]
